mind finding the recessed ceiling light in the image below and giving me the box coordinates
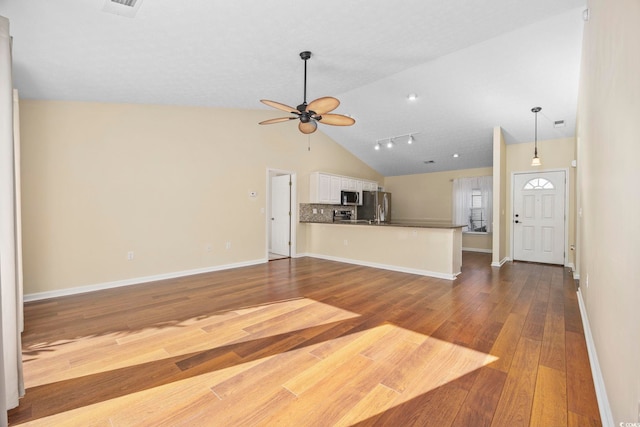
[407,93,418,101]
[453,153,459,158]
[103,0,144,17]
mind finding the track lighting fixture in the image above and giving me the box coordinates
[373,132,419,150]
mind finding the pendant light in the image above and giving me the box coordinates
[531,107,542,166]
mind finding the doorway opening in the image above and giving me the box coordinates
[267,169,297,261]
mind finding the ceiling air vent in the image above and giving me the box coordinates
[554,120,565,128]
[103,0,144,18]
[423,160,435,164]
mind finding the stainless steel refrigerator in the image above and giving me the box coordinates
[359,191,392,223]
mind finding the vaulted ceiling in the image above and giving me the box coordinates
[1,0,586,176]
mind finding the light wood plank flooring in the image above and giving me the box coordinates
[9,253,601,426]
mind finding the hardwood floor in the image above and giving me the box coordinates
[9,253,602,426]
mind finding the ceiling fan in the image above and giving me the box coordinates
[259,51,355,134]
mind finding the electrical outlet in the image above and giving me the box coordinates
[127,251,134,261]
[205,244,212,252]
[343,239,348,246]
[225,241,231,250]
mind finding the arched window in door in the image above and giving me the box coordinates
[523,177,554,190]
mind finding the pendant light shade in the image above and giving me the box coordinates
[531,107,542,166]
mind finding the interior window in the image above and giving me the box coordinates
[469,189,486,232]
[452,176,492,233]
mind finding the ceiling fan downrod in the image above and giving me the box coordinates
[299,51,312,113]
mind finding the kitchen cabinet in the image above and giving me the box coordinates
[310,172,378,205]
[329,176,341,203]
[363,181,377,191]
[341,177,357,191]
[310,172,342,204]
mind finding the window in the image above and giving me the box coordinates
[469,189,486,232]
[452,176,493,233]
[523,177,554,190]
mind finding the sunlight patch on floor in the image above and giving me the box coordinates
[21,298,360,389]
[20,320,498,425]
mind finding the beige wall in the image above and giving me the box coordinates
[19,100,382,295]
[576,0,640,422]
[383,167,493,251]
[505,137,577,267]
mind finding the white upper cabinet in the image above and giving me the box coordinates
[363,181,377,191]
[310,172,377,205]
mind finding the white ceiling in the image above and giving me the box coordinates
[1,0,586,176]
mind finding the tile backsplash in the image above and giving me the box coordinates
[299,204,338,223]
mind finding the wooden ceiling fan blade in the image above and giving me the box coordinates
[298,120,317,134]
[259,117,296,125]
[260,99,299,114]
[317,114,355,126]
[307,96,340,115]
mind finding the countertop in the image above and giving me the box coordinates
[302,220,466,229]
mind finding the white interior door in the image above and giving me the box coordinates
[513,170,565,264]
[270,174,291,256]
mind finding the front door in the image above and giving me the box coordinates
[270,174,291,257]
[513,170,565,265]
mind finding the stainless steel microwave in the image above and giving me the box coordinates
[341,191,359,205]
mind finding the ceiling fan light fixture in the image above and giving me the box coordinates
[531,107,542,167]
[299,120,317,134]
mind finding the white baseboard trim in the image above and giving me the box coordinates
[576,289,614,427]
[462,247,492,254]
[565,262,581,280]
[24,258,268,302]
[300,253,459,280]
[490,257,510,268]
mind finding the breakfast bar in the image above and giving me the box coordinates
[301,221,464,280]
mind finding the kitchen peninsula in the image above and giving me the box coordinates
[300,219,464,280]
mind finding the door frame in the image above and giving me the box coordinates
[266,168,297,259]
[510,168,569,266]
